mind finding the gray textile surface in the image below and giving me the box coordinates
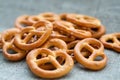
[0,0,120,80]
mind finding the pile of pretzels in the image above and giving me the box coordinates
[0,12,120,79]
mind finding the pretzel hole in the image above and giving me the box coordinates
[69,46,74,50]
[21,32,29,39]
[89,43,100,49]
[7,49,17,54]
[81,48,92,58]
[67,51,74,58]
[56,56,65,65]
[106,39,114,43]
[91,28,99,32]
[94,56,103,61]
[27,35,39,44]
[39,62,56,70]
[21,23,29,27]
[36,53,48,59]
[48,46,59,51]
[117,37,120,42]
[61,17,67,21]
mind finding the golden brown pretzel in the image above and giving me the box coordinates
[14,21,53,50]
[38,12,61,22]
[89,25,106,38]
[28,12,60,24]
[1,28,20,44]
[100,33,120,52]
[3,42,27,61]
[26,48,74,78]
[54,20,92,39]
[66,14,101,28]
[79,25,106,38]
[74,38,107,70]
[1,28,27,61]
[15,15,33,29]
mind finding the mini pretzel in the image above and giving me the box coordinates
[28,12,60,23]
[89,25,105,38]
[66,14,101,28]
[26,48,74,78]
[1,28,20,44]
[1,28,27,61]
[100,33,120,52]
[38,12,61,22]
[79,25,106,38]
[54,20,92,39]
[74,38,107,70]
[15,15,33,29]
[14,21,53,50]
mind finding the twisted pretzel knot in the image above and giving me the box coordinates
[1,28,27,61]
[14,21,53,50]
[54,20,92,39]
[66,14,101,28]
[28,12,60,24]
[100,33,120,52]
[15,15,33,29]
[74,38,107,70]
[26,48,74,78]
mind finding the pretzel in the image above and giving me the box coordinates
[1,28,27,61]
[74,38,107,70]
[15,15,33,29]
[1,28,20,44]
[79,25,106,38]
[54,20,92,39]
[66,14,101,28]
[28,12,60,24]
[14,21,53,50]
[26,48,74,78]
[100,33,120,52]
